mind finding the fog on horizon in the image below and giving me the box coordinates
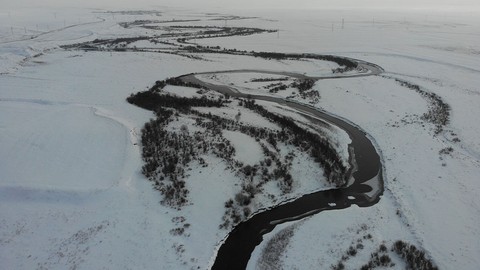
[2,0,480,11]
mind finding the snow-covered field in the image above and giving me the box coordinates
[1,6,479,270]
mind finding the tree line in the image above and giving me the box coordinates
[393,78,450,134]
[241,99,346,185]
[252,52,358,70]
[127,76,348,225]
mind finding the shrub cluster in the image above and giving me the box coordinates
[394,78,450,134]
[241,99,346,185]
[264,82,288,93]
[128,77,347,225]
[140,114,192,208]
[393,241,438,270]
[291,79,315,92]
[360,243,395,270]
[251,77,290,82]
[127,90,223,112]
[132,94,290,212]
[439,147,453,156]
[291,79,320,102]
[255,78,320,103]
[176,26,276,44]
[192,111,296,191]
[252,52,358,70]
[61,36,151,50]
[165,77,207,90]
[62,27,361,77]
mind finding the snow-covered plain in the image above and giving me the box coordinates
[1,6,480,270]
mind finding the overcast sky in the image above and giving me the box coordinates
[2,0,479,10]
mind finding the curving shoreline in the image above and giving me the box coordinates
[179,57,385,269]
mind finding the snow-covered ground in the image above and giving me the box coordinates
[1,6,479,270]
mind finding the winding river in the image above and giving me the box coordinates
[179,58,385,270]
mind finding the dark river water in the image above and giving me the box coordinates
[180,59,384,269]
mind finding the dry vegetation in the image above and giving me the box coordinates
[127,77,346,227]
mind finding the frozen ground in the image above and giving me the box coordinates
[1,6,480,270]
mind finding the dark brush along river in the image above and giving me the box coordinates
[180,58,384,270]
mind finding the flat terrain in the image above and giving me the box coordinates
[1,7,479,270]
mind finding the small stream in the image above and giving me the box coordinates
[180,58,384,270]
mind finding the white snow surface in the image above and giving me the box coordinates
[256,99,352,166]
[1,6,479,270]
[222,130,263,166]
[193,100,282,131]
